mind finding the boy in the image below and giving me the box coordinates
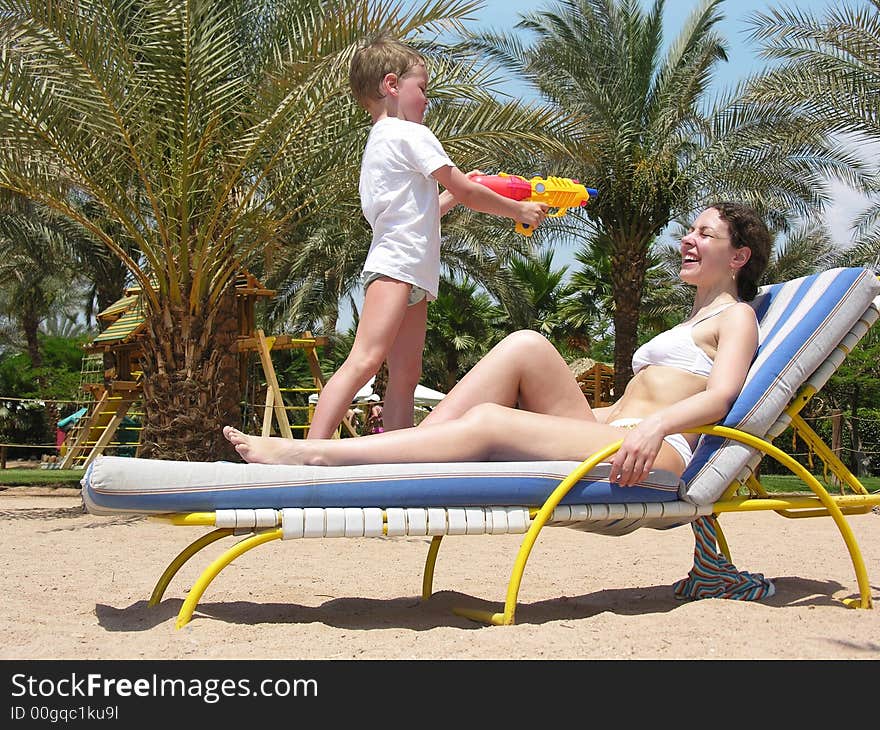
[306,35,548,439]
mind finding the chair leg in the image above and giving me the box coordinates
[421,536,443,600]
[149,528,234,606]
[692,424,875,609]
[176,528,283,629]
[713,516,732,560]
[455,441,624,625]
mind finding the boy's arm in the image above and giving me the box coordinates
[439,189,457,216]
[439,169,482,216]
[433,165,549,228]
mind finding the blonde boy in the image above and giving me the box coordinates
[307,35,548,438]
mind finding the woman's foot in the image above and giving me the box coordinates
[222,426,313,465]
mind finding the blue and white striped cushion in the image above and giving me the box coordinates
[82,458,682,515]
[682,267,880,505]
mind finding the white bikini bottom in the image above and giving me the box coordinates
[608,417,693,467]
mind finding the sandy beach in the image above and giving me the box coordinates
[1,486,878,661]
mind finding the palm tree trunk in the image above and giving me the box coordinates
[372,360,389,401]
[138,283,241,461]
[22,308,44,390]
[610,243,648,397]
[444,352,459,394]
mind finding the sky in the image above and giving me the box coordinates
[463,0,874,234]
[336,0,874,331]
[467,0,842,92]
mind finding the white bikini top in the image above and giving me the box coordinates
[631,303,738,377]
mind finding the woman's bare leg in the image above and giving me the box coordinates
[383,298,427,431]
[307,278,411,439]
[421,330,593,426]
[223,403,685,475]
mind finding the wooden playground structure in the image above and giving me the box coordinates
[570,357,615,407]
[59,272,337,470]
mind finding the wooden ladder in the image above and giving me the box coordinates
[59,385,140,470]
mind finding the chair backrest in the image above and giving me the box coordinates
[682,267,880,505]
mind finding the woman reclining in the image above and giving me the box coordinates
[224,202,771,487]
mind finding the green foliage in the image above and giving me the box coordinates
[745,0,880,254]
[757,473,880,494]
[423,276,502,392]
[0,334,88,455]
[0,335,86,401]
[0,397,49,453]
[820,327,880,410]
[0,469,83,486]
[0,353,37,400]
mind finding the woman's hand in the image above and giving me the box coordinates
[609,417,665,487]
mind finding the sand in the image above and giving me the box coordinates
[1,486,878,661]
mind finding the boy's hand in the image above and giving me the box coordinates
[517,201,549,230]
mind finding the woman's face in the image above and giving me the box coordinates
[679,207,748,287]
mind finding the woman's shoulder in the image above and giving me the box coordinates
[718,301,759,336]
[727,301,758,319]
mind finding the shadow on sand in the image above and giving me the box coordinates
[94,574,864,632]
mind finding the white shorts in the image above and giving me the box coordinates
[608,417,694,467]
[362,271,427,307]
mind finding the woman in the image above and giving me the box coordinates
[224,202,771,486]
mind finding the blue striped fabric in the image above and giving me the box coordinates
[81,459,682,515]
[682,267,880,505]
[673,517,775,601]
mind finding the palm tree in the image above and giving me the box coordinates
[467,0,867,395]
[503,249,571,338]
[0,0,577,459]
[422,275,501,392]
[0,0,345,457]
[744,0,880,258]
[0,197,87,381]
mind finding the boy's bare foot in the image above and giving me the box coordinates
[222,426,312,465]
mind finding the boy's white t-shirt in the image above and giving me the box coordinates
[359,116,453,300]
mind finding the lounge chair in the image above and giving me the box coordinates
[81,266,880,628]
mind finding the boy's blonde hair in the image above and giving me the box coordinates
[349,34,425,108]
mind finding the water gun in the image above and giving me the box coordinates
[473,173,598,236]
